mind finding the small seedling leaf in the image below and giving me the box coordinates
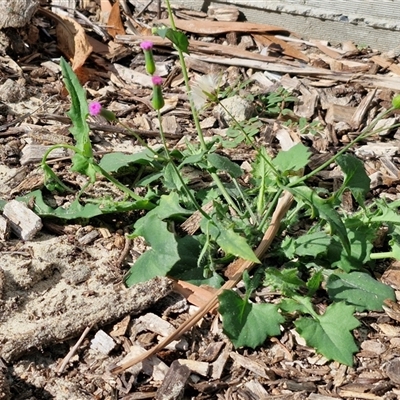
[99,149,156,173]
[273,143,311,173]
[207,153,243,178]
[212,222,260,263]
[287,186,350,254]
[59,57,92,158]
[295,300,360,366]
[327,271,395,311]
[219,289,284,348]
[156,27,189,54]
[125,214,181,286]
[336,154,370,206]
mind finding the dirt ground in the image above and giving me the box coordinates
[2,1,400,399]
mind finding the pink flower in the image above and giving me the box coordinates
[140,41,153,51]
[152,75,163,86]
[88,101,102,116]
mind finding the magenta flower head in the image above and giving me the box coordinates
[88,101,116,122]
[151,76,164,110]
[152,75,163,86]
[140,41,153,51]
[89,101,102,116]
[140,41,156,75]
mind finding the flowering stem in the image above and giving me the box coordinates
[157,110,210,219]
[95,164,143,201]
[289,107,396,187]
[163,0,240,214]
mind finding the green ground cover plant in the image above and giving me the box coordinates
[10,0,400,366]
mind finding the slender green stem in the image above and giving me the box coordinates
[370,252,394,260]
[117,121,161,157]
[157,110,210,220]
[41,143,81,163]
[232,178,255,221]
[95,165,142,201]
[164,0,207,151]
[290,107,396,187]
[259,189,283,230]
[163,0,241,214]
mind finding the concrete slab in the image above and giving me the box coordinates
[171,0,400,52]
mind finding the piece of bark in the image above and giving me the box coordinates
[200,341,225,363]
[3,200,42,240]
[325,104,356,125]
[90,330,116,355]
[371,55,400,76]
[1,275,172,361]
[229,352,271,379]
[0,215,10,241]
[350,89,377,130]
[242,380,269,397]
[137,313,176,336]
[208,5,239,22]
[20,144,72,165]
[295,87,319,119]
[157,18,290,35]
[155,360,190,400]
[0,0,38,28]
[177,359,209,376]
[253,33,309,62]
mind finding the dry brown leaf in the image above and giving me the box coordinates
[172,279,217,308]
[55,13,93,70]
[252,33,309,62]
[100,0,112,24]
[158,18,290,35]
[107,0,125,38]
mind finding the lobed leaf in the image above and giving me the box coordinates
[273,142,311,173]
[287,185,350,255]
[294,300,360,366]
[207,153,243,178]
[336,154,370,206]
[219,289,284,348]
[59,57,92,158]
[327,271,395,311]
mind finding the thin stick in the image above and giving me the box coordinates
[110,191,293,374]
[56,325,92,374]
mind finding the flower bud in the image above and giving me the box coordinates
[151,76,164,110]
[88,101,117,122]
[140,41,156,75]
[392,95,400,109]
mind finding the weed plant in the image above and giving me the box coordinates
[13,0,400,366]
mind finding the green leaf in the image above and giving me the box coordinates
[273,143,311,173]
[134,193,192,228]
[207,221,260,263]
[156,27,189,54]
[163,163,186,190]
[327,221,374,272]
[327,271,395,311]
[18,190,153,220]
[264,267,305,295]
[336,154,370,206]
[219,289,284,348]
[125,214,181,286]
[59,57,92,157]
[99,149,157,173]
[294,231,331,257]
[281,231,331,259]
[287,185,350,255]
[294,300,360,366]
[207,153,243,178]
